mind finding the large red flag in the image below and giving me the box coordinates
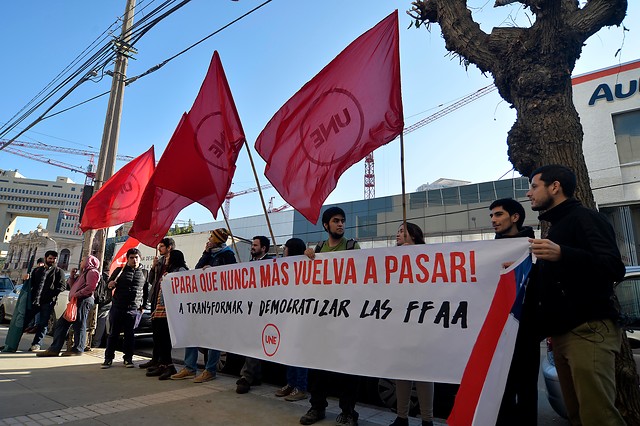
[152,51,245,218]
[80,146,155,232]
[255,11,403,223]
[128,182,193,248]
[109,237,140,275]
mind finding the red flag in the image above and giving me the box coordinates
[80,146,155,232]
[128,178,194,248]
[255,11,403,223]
[109,237,140,275]
[152,51,245,218]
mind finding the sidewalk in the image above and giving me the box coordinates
[0,326,441,425]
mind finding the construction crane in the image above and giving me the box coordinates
[5,140,135,162]
[364,153,375,199]
[224,183,273,217]
[1,140,136,186]
[363,84,497,199]
[267,196,290,213]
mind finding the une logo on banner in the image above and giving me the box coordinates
[262,323,281,357]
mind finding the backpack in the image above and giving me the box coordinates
[314,238,357,253]
[93,273,111,307]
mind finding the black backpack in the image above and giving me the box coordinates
[94,273,111,307]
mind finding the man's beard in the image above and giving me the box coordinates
[328,230,343,240]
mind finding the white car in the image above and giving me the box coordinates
[0,283,69,336]
[0,276,15,303]
[542,266,640,418]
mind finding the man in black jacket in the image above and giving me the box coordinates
[101,248,148,368]
[489,198,539,426]
[528,165,625,426]
[22,250,65,352]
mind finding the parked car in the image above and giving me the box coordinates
[0,275,15,302]
[542,266,640,418]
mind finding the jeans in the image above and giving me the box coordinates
[240,357,262,384]
[49,296,95,352]
[105,307,137,362]
[287,366,308,391]
[184,347,220,374]
[23,301,55,347]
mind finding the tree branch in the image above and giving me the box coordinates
[409,0,496,72]
[567,0,627,41]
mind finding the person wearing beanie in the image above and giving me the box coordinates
[170,228,237,383]
[194,228,236,269]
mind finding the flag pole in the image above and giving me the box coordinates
[221,209,241,261]
[243,141,279,256]
[400,133,408,241]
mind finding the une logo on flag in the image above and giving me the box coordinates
[300,88,364,166]
[110,174,143,212]
[152,187,183,213]
[262,323,281,357]
[193,111,231,170]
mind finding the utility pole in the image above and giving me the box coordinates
[82,0,136,266]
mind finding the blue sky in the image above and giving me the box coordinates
[1,0,638,233]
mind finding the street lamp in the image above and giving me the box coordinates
[45,236,58,251]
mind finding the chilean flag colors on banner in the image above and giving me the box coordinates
[448,254,533,426]
[255,10,403,224]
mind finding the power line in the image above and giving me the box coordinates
[0,0,270,152]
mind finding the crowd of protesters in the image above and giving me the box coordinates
[0,164,628,426]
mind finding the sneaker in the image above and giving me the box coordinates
[284,388,308,402]
[193,370,216,383]
[28,344,41,352]
[171,368,196,380]
[300,408,326,425]
[61,350,83,357]
[275,384,294,397]
[235,377,251,394]
[101,359,113,369]
[389,417,409,426]
[336,410,359,426]
[159,365,177,380]
[123,360,135,368]
[36,350,59,357]
[139,359,158,369]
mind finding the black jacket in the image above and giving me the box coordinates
[195,246,237,269]
[536,199,625,336]
[30,265,66,306]
[495,226,535,240]
[109,265,148,312]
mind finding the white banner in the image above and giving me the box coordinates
[162,239,530,383]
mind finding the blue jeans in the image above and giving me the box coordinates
[23,301,55,347]
[287,366,308,391]
[184,347,220,375]
[49,296,95,352]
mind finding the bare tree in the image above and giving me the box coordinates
[407,0,640,422]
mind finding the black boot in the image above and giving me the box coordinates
[146,364,166,377]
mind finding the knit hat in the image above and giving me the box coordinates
[209,228,230,245]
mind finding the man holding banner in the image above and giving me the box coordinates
[489,198,539,426]
[236,236,274,394]
[301,207,361,426]
[528,165,625,426]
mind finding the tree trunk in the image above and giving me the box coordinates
[407,0,639,422]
